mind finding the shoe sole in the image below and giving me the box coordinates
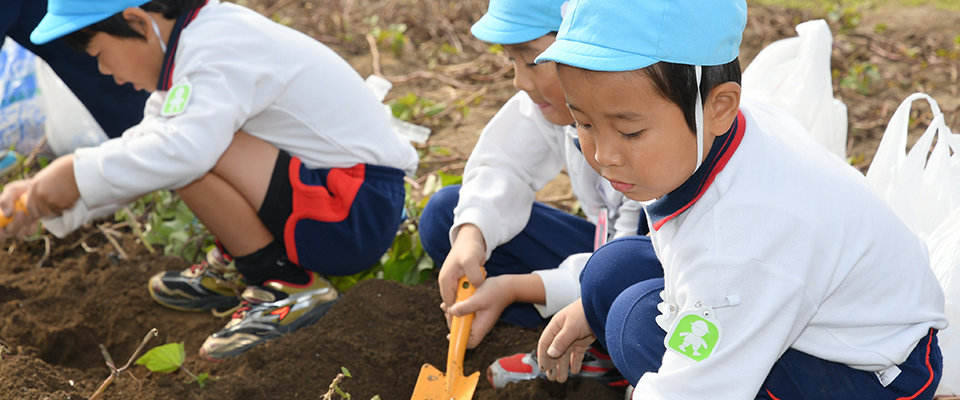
[200,293,342,361]
[148,281,241,312]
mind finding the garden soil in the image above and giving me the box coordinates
[0,234,623,400]
[2,1,960,399]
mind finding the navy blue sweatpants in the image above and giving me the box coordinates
[1,0,147,138]
[419,184,596,327]
[582,238,943,399]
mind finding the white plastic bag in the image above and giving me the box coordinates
[0,37,46,155]
[929,207,960,395]
[34,57,108,156]
[0,37,107,157]
[865,93,960,242]
[364,75,431,144]
[742,19,849,158]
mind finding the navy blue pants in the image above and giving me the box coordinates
[1,0,147,138]
[420,185,596,327]
[583,238,943,399]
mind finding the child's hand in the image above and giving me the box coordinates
[438,224,487,325]
[23,155,80,218]
[537,299,596,383]
[445,274,516,349]
[0,181,39,240]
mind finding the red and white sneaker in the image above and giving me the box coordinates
[486,346,629,388]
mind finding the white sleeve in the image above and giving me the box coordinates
[451,92,566,258]
[634,257,815,400]
[41,198,129,238]
[72,44,284,208]
[612,198,644,239]
[533,252,591,317]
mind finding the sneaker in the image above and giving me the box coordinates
[486,346,629,388]
[199,271,340,361]
[148,245,245,312]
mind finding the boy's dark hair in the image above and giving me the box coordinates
[639,60,742,134]
[62,0,205,51]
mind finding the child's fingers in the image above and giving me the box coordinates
[465,310,498,349]
[461,263,486,291]
[537,316,566,375]
[437,258,468,313]
[0,181,29,217]
[448,294,482,316]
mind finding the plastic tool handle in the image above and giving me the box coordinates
[0,195,27,228]
[446,276,477,388]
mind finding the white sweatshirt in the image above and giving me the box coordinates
[633,100,948,399]
[43,0,418,237]
[452,91,644,317]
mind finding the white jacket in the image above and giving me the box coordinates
[453,91,644,317]
[44,0,418,236]
[634,100,948,399]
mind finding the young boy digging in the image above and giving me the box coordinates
[418,0,661,389]
[0,0,418,361]
[534,0,948,399]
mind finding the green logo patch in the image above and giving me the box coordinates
[161,78,192,117]
[666,313,720,362]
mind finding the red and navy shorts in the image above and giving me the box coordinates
[258,151,406,276]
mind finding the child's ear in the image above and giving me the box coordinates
[121,7,150,37]
[707,82,741,136]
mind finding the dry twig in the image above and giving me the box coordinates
[98,224,129,260]
[89,328,158,400]
[36,235,50,269]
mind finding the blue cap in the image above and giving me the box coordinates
[30,0,152,45]
[535,0,747,71]
[470,0,569,45]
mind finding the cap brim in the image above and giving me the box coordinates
[30,12,116,45]
[535,38,659,72]
[470,13,553,45]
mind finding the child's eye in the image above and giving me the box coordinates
[619,130,644,139]
[525,62,538,68]
[575,122,592,130]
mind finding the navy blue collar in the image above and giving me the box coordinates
[647,111,746,231]
[156,0,209,91]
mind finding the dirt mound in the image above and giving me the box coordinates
[0,234,623,400]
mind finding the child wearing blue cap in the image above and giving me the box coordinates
[417,0,660,389]
[533,0,948,399]
[0,0,418,361]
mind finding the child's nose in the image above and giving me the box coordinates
[97,60,111,76]
[593,133,624,167]
[512,65,535,93]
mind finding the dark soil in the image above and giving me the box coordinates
[0,234,622,400]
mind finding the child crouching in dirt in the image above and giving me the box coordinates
[534,0,948,399]
[0,0,418,361]
[418,0,661,389]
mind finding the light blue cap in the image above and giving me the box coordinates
[30,0,152,45]
[535,0,747,71]
[470,0,569,45]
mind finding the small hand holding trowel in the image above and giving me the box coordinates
[411,276,480,400]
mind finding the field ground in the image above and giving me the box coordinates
[1,0,959,399]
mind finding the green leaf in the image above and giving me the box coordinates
[437,171,463,187]
[197,372,210,388]
[341,366,352,378]
[135,342,185,373]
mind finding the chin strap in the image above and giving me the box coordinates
[147,14,167,54]
[694,65,704,173]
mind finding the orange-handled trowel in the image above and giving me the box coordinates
[411,276,480,400]
[0,195,27,228]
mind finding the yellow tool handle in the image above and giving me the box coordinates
[445,275,477,389]
[0,195,27,228]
